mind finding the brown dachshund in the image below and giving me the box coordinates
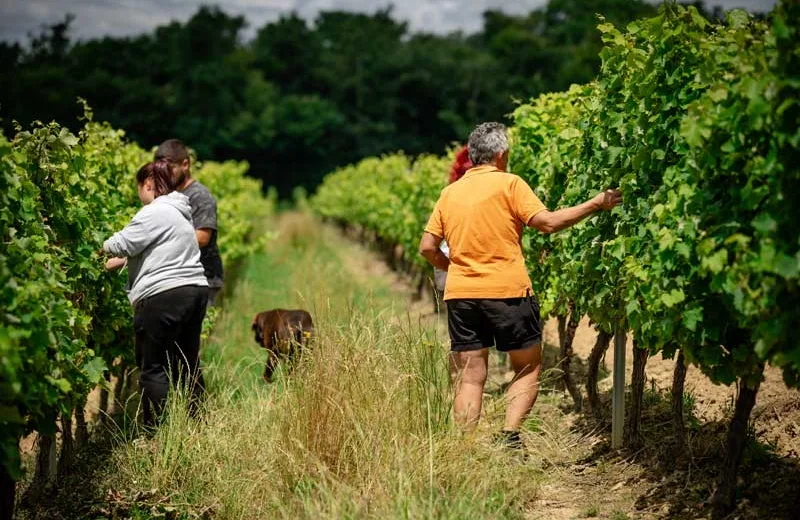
[251,309,314,382]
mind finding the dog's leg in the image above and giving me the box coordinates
[264,350,278,383]
[292,327,304,353]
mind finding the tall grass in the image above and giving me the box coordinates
[109,214,541,519]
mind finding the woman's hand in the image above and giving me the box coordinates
[105,257,128,271]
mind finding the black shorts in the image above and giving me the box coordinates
[446,296,542,352]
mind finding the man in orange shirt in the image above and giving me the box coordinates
[419,122,621,448]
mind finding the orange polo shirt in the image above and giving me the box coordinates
[425,165,546,300]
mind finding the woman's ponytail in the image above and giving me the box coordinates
[136,159,178,197]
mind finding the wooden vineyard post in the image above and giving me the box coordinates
[612,322,627,449]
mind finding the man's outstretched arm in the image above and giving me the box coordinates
[419,232,450,271]
[528,189,622,234]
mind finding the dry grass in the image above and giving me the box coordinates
[106,214,543,519]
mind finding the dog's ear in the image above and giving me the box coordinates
[253,312,274,348]
[254,312,272,331]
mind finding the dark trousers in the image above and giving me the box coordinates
[207,286,222,308]
[134,285,208,426]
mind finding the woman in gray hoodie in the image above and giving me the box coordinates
[103,159,209,427]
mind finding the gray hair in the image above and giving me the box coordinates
[467,122,508,166]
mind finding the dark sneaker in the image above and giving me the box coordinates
[495,429,524,450]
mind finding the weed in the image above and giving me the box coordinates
[682,390,696,415]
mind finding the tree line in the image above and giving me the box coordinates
[0,0,736,196]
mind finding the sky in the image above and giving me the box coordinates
[0,0,779,44]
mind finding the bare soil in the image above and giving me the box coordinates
[543,316,800,459]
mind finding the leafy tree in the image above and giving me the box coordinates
[0,0,738,196]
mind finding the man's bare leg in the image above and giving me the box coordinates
[450,348,489,430]
[504,344,543,431]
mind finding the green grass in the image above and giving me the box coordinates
[105,213,542,519]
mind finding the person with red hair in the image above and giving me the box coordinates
[434,146,473,304]
[449,145,473,184]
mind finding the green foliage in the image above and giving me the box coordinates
[0,108,272,479]
[312,152,451,269]
[194,159,275,268]
[509,84,595,319]
[511,2,799,388]
[0,116,146,478]
[0,0,664,197]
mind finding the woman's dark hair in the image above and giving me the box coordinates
[136,159,176,197]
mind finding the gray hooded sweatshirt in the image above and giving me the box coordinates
[104,192,208,305]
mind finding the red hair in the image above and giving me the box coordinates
[448,146,472,184]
